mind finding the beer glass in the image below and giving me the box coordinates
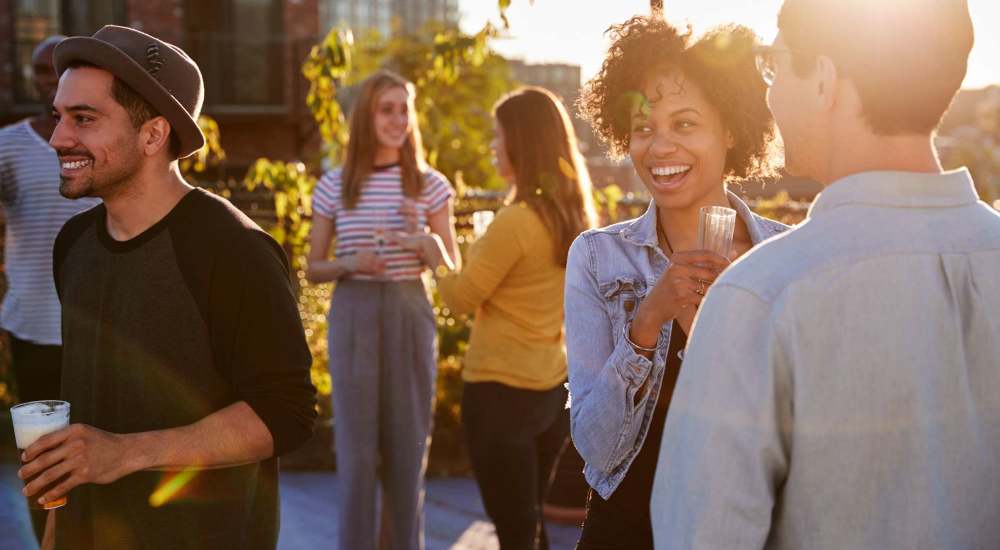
[10,400,70,510]
[697,206,737,258]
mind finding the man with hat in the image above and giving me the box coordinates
[15,26,317,549]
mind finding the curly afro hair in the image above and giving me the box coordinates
[577,15,776,180]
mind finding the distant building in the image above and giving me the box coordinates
[320,0,459,37]
[508,59,643,192]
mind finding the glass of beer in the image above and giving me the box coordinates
[10,400,70,510]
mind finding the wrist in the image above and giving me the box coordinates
[630,308,663,349]
[122,432,156,474]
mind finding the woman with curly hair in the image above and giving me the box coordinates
[564,15,789,549]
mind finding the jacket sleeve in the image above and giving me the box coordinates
[564,234,669,474]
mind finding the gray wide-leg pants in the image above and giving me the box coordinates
[328,279,437,550]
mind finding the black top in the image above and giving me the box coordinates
[52,189,317,550]
[579,321,687,549]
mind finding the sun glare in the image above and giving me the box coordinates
[461,0,998,89]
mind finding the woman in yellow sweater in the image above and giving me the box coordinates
[395,87,597,549]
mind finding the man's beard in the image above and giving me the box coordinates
[58,148,142,201]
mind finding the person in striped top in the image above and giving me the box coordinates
[305,70,459,550]
[0,36,98,542]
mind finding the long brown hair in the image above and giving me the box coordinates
[494,87,598,267]
[342,70,427,209]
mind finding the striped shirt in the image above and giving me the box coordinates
[0,120,99,345]
[313,164,455,281]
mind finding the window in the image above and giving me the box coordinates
[185,0,285,107]
[13,0,59,102]
[11,0,125,103]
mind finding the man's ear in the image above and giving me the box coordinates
[140,116,173,157]
[815,55,839,113]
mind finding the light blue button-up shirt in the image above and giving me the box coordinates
[652,169,1000,549]
[564,191,787,499]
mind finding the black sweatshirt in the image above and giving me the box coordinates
[52,188,316,550]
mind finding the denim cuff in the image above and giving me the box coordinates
[611,336,656,387]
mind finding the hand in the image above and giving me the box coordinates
[387,231,452,271]
[629,250,730,349]
[19,424,136,507]
[343,248,386,276]
[388,231,433,254]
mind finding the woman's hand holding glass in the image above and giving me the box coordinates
[388,231,454,273]
[628,251,730,355]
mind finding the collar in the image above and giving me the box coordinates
[807,168,979,219]
[621,191,775,249]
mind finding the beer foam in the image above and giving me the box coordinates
[11,401,70,450]
[14,423,67,450]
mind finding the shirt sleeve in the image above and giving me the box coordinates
[436,204,524,316]
[311,170,340,221]
[651,283,792,549]
[210,231,318,456]
[423,170,456,214]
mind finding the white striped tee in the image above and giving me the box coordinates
[0,120,100,345]
[312,164,455,282]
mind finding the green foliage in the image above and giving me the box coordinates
[304,21,513,190]
[180,115,227,179]
[302,29,353,163]
[243,159,317,272]
[748,191,809,226]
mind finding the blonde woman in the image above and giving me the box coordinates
[306,70,459,550]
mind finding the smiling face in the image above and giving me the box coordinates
[629,70,733,211]
[373,85,413,153]
[50,66,144,200]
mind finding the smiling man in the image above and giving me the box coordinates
[16,26,316,550]
[651,0,1000,548]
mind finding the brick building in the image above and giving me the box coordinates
[2,0,460,176]
[1,0,326,172]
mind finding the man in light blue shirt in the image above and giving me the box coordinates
[651,1,1000,549]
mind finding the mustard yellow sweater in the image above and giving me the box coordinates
[437,203,567,390]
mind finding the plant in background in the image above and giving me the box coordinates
[243,159,317,273]
[941,91,1000,206]
[180,115,227,184]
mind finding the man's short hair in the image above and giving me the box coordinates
[66,60,183,158]
[778,0,973,135]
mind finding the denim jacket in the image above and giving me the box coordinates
[564,192,788,498]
